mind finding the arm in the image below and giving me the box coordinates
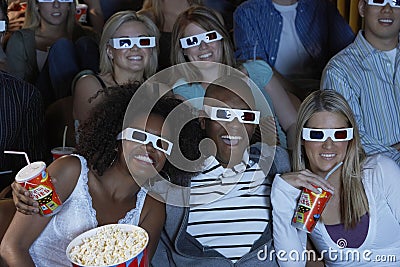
[233,5,268,61]
[72,74,105,124]
[1,156,81,266]
[5,30,30,81]
[271,171,333,267]
[375,155,400,222]
[83,0,104,34]
[139,195,166,260]
[322,64,400,165]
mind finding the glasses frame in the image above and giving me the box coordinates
[203,105,260,124]
[108,37,156,49]
[302,128,354,142]
[117,128,173,155]
[366,0,400,8]
[179,30,223,49]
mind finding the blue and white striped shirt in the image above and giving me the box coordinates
[321,31,400,165]
[233,0,354,78]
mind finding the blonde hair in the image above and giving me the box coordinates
[24,0,76,37]
[170,6,236,81]
[293,90,368,229]
[141,0,202,30]
[99,10,159,78]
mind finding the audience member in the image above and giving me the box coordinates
[321,0,400,165]
[72,10,159,129]
[171,6,299,149]
[271,90,400,266]
[1,83,202,266]
[0,71,46,193]
[6,0,99,108]
[139,0,202,70]
[234,0,355,100]
[151,75,290,266]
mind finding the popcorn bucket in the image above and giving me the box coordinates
[66,224,149,267]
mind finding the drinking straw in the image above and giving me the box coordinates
[4,151,31,165]
[63,126,68,150]
[0,170,12,175]
[324,161,343,180]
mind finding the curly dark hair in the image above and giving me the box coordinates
[76,83,203,184]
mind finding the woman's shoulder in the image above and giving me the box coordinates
[362,154,400,184]
[47,155,86,201]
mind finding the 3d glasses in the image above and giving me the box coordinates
[367,0,400,8]
[0,21,5,32]
[109,37,156,49]
[180,30,223,49]
[117,128,173,155]
[302,128,354,142]
[203,105,260,124]
[38,0,74,2]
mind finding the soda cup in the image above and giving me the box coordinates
[292,186,332,233]
[75,4,88,23]
[51,147,75,161]
[15,162,62,216]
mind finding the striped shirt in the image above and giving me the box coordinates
[187,151,272,262]
[234,0,354,78]
[0,71,46,190]
[321,31,400,165]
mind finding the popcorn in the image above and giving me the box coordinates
[67,225,148,266]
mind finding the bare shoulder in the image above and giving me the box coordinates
[47,155,83,201]
[74,74,104,96]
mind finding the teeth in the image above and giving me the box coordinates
[221,135,242,140]
[128,56,142,60]
[134,155,153,164]
[379,18,393,23]
[321,153,335,158]
[198,53,212,59]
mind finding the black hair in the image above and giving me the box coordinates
[76,83,203,184]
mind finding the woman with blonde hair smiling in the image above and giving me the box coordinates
[271,90,400,266]
[72,10,159,128]
[6,0,98,107]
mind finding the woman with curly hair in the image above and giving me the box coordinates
[1,83,203,266]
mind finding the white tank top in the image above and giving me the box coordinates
[29,154,148,267]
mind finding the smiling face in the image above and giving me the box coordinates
[360,0,400,49]
[303,111,350,178]
[122,113,170,180]
[182,22,223,64]
[201,87,255,168]
[38,1,71,26]
[107,20,153,77]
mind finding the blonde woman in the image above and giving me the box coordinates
[6,0,97,107]
[272,90,400,266]
[72,10,159,127]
